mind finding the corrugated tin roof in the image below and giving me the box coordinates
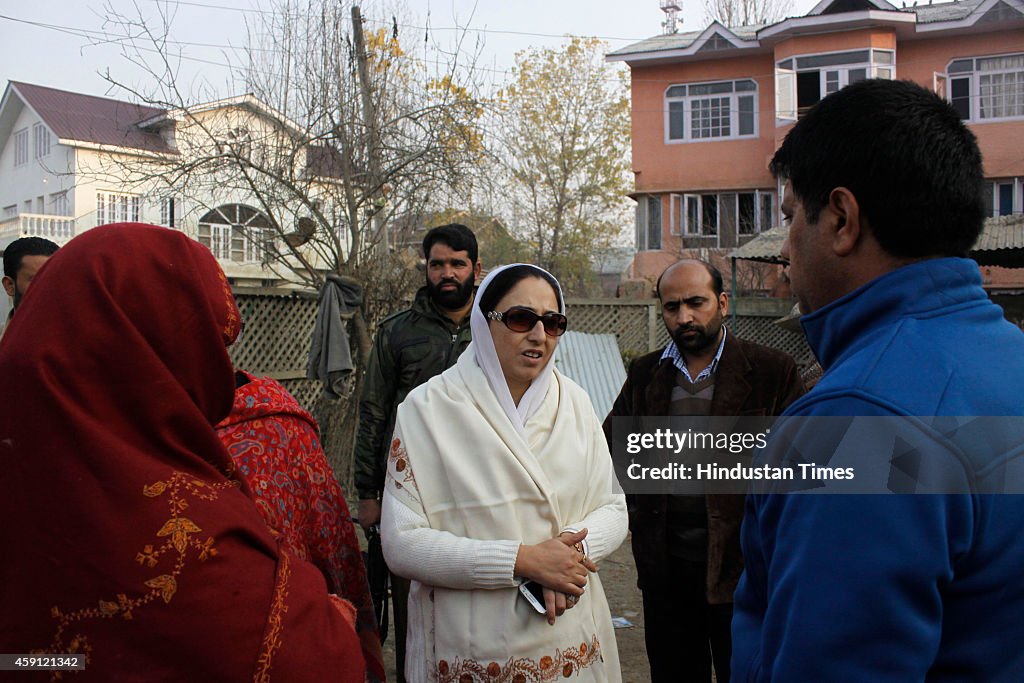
[553,331,626,420]
[973,213,1024,266]
[11,82,170,153]
[728,225,790,263]
[730,214,1024,266]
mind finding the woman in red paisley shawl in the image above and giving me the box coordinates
[0,223,365,681]
[217,370,386,682]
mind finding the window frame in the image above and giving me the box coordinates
[50,191,69,217]
[95,191,141,226]
[982,177,1023,217]
[946,52,1024,123]
[160,197,178,229]
[675,190,775,245]
[13,128,29,167]
[664,79,759,144]
[197,204,274,263]
[33,123,51,159]
[776,48,896,122]
[635,195,663,251]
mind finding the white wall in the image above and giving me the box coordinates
[0,102,73,216]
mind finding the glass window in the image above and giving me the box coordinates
[646,196,662,250]
[691,97,731,139]
[738,96,755,135]
[951,77,971,119]
[760,193,774,232]
[949,59,974,73]
[780,49,894,119]
[95,192,140,226]
[679,191,775,243]
[690,82,733,96]
[666,79,758,142]
[686,195,700,235]
[33,123,51,159]
[668,101,685,140]
[998,182,1014,216]
[795,49,871,69]
[948,53,1024,121]
[701,195,718,236]
[13,128,28,167]
[160,198,177,228]
[739,193,757,235]
[873,50,895,65]
[720,193,737,242]
[198,204,274,262]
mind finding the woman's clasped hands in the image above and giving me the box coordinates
[514,528,600,625]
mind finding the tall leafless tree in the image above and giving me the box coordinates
[90,0,487,478]
[703,0,795,27]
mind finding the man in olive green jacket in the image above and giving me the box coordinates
[353,223,480,683]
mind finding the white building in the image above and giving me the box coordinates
[0,81,348,318]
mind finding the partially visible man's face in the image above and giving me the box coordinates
[425,242,479,311]
[779,181,832,315]
[3,254,51,309]
[659,263,728,356]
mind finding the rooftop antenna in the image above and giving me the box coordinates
[661,0,682,34]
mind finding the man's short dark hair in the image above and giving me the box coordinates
[422,224,478,264]
[3,237,59,279]
[655,259,724,299]
[770,78,985,259]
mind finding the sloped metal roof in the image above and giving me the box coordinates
[607,25,763,58]
[972,213,1024,266]
[914,0,986,24]
[608,0,1004,60]
[553,331,626,420]
[10,82,171,153]
[728,225,790,263]
[729,214,1024,267]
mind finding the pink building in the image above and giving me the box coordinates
[608,0,1024,288]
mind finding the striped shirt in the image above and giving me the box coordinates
[659,326,728,383]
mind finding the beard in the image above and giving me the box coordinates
[427,272,475,310]
[671,311,724,355]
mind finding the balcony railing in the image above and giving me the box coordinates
[0,214,78,244]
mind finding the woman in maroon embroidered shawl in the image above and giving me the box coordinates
[218,371,387,682]
[0,223,365,681]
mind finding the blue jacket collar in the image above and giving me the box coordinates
[800,257,987,371]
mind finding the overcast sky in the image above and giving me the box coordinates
[1,0,819,100]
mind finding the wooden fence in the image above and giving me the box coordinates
[228,287,819,486]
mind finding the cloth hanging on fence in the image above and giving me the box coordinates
[307,273,362,398]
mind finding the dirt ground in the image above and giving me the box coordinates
[376,533,652,682]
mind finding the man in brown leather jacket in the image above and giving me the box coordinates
[603,259,804,683]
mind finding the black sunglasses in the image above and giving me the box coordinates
[486,307,568,337]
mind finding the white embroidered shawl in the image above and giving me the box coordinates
[386,349,625,682]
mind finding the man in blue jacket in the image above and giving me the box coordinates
[732,79,1024,681]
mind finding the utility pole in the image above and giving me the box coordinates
[351,4,388,253]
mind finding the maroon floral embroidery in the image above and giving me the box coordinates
[436,635,602,682]
[388,438,416,491]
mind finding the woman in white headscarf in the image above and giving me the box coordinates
[381,264,627,682]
